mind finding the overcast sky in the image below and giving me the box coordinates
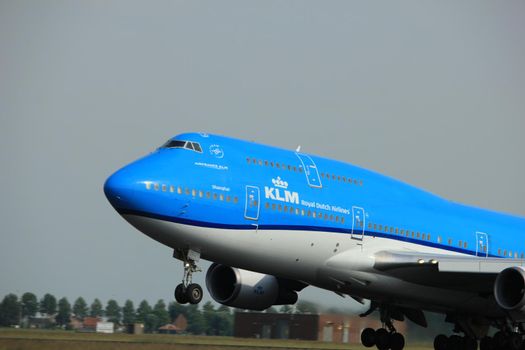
[1,1,524,311]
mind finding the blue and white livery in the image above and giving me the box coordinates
[104,133,525,350]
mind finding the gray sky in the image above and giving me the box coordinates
[1,1,524,311]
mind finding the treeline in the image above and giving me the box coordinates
[0,292,320,335]
[0,292,233,334]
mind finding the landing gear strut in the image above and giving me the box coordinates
[173,248,203,305]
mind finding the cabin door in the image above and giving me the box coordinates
[244,186,260,221]
[351,206,365,240]
[295,153,322,188]
[476,232,488,257]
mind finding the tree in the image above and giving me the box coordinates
[73,297,88,319]
[202,302,233,336]
[279,305,293,314]
[39,293,57,316]
[0,294,21,326]
[105,300,121,324]
[136,300,151,323]
[153,300,170,327]
[168,301,186,322]
[185,304,205,335]
[56,297,71,327]
[264,306,277,313]
[144,313,159,333]
[295,300,318,314]
[21,292,38,318]
[122,300,135,325]
[90,298,104,317]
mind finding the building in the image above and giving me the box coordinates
[234,312,406,344]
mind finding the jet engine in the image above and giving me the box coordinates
[494,266,525,311]
[205,263,298,310]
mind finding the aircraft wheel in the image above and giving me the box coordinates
[390,332,405,350]
[479,336,494,350]
[174,283,188,304]
[186,283,203,304]
[509,333,523,350]
[375,328,390,350]
[448,335,463,350]
[463,336,477,350]
[493,331,507,350]
[361,327,376,348]
[434,334,448,350]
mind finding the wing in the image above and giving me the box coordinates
[373,251,525,294]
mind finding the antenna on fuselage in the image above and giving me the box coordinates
[296,145,301,152]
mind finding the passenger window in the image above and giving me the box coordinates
[264,160,268,166]
[206,191,211,198]
[192,189,196,197]
[145,182,151,190]
[226,195,231,202]
[258,160,263,166]
[301,209,305,216]
[310,211,314,218]
[162,184,167,192]
[177,187,182,194]
[170,185,174,193]
[234,197,239,204]
[154,183,159,191]
[321,173,325,178]
[295,208,299,215]
[278,204,282,211]
[219,194,224,201]
[199,190,203,198]
[272,203,276,210]
[213,193,218,200]
[341,217,345,224]
[185,188,190,195]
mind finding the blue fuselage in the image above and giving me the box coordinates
[104,133,524,261]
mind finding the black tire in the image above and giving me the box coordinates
[448,335,463,350]
[186,283,203,304]
[361,327,376,348]
[375,328,390,350]
[174,283,188,304]
[493,331,507,349]
[390,333,405,350]
[480,336,494,350]
[434,334,448,350]
[509,333,523,350]
[463,336,477,350]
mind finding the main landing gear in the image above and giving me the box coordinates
[361,307,405,350]
[361,327,405,350]
[173,248,203,305]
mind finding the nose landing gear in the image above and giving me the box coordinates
[173,248,203,305]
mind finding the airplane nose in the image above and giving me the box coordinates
[104,167,135,210]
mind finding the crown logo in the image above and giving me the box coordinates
[272,177,288,189]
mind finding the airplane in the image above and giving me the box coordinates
[104,132,525,350]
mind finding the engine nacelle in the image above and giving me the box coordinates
[494,266,525,311]
[205,263,298,311]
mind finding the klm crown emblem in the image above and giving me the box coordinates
[272,177,288,189]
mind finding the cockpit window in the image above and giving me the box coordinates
[161,140,203,153]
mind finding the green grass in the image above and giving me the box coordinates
[0,329,433,350]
